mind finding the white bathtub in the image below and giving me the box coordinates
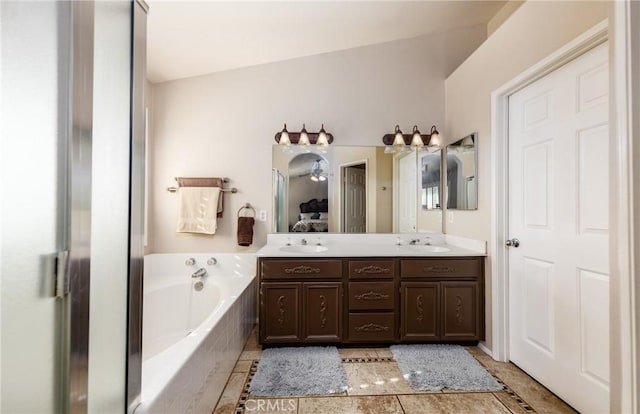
[136,253,256,414]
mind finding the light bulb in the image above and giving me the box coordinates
[410,125,423,149]
[393,125,405,148]
[428,125,441,147]
[298,124,310,146]
[461,135,474,148]
[278,124,290,145]
[316,124,329,146]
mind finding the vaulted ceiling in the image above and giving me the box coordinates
[147,1,507,83]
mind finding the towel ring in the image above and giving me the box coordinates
[238,203,255,218]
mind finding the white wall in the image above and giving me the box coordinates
[444,1,608,351]
[150,25,486,253]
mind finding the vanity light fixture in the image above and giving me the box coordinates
[274,124,334,146]
[382,124,442,153]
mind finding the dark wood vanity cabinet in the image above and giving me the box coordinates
[399,258,484,342]
[258,256,484,345]
[260,259,343,344]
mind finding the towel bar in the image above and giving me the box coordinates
[167,186,237,193]
[167,177,237,193]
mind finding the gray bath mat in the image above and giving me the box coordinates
[390,344,502,392]
[249,346,348,396]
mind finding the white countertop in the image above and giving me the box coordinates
[256,233,486,257]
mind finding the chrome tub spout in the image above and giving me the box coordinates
[192,268,208,278]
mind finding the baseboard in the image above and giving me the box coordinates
[478,342,493,358]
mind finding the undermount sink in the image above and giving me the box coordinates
[279,245,329,254]
[402,245,451,253]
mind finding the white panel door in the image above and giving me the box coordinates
[343,166,367,233]
[397,152,417,232]
[508,42,609,413]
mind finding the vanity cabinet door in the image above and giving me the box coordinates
[260,282,301,344]
[303,283,343,342]
[400,282,439,341]
[441,282,480,340]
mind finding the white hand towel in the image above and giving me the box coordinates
[176,187,221,235]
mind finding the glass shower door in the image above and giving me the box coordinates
[1,1,94,412]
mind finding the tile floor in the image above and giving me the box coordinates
[212,327,576,414]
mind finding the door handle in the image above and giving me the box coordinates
[505,238,520,248]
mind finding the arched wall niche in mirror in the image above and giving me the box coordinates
[272,145,444,234]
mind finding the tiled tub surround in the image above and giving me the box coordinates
[136,254,257,414]
[258,233,486,257]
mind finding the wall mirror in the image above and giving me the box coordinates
[420,148,442,210]
[446,132,478,210]
[272,146,443,233]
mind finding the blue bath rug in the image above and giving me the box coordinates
[390,344,503,392]
[249,346,348,396]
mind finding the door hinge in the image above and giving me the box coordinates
[54,250,70,298]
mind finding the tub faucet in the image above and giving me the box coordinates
[409,238,420,245]
[192,268,208,278]
[301,238,307,245]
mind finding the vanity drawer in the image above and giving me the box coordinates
[348,313,396,342]
[261,259,342,280]
[400,258,482,278]
[348,260,395,279]
[348,282,395,310]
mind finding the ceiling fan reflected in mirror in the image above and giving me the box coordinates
[310,159,327,182]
